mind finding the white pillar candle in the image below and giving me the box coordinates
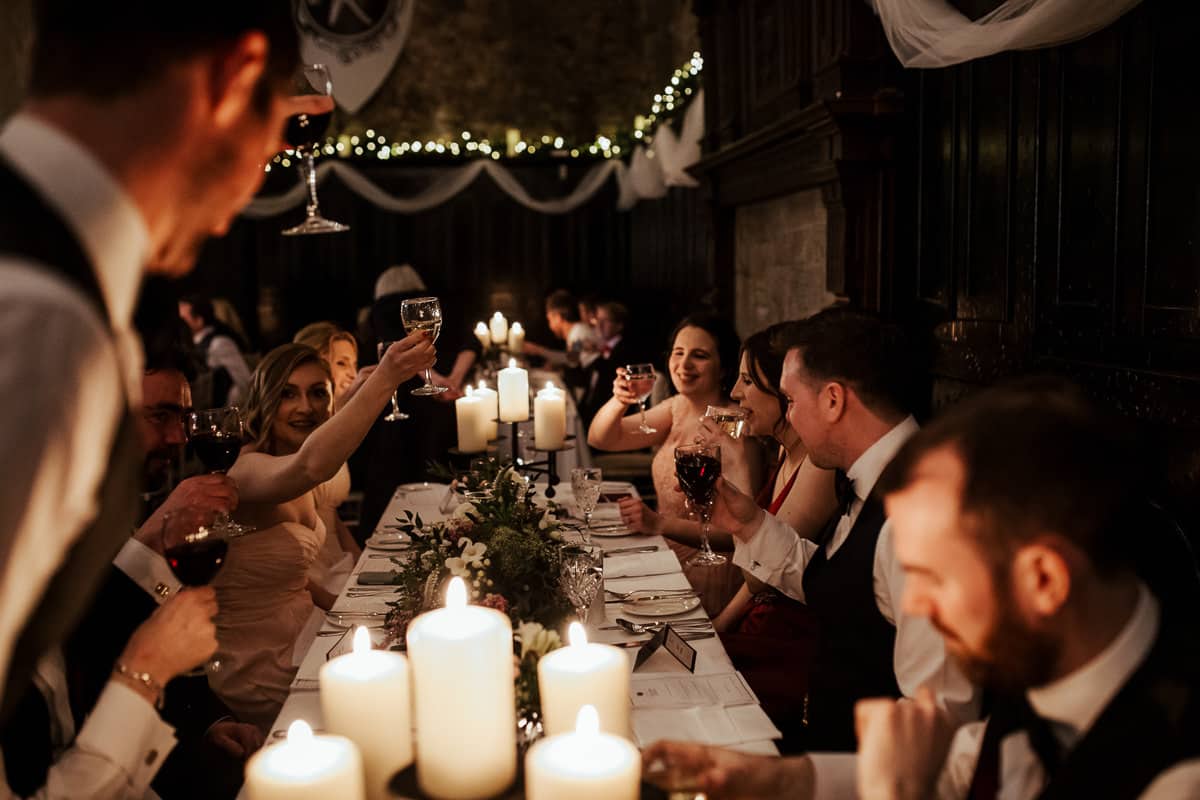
[454,390,487,453]
[406,578,516,799]
[497,358,529,422]
[525,706,640,800]
[537,623,630,738]
[507,322,525,354]
[474,381,499,441]
[245,720,365,800]
[489,312,509,345]
[533,383,567,451]
[319,627,412,800]
[474,322,491,350]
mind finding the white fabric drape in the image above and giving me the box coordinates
[870,0,1143,67]
[243,91,706,218]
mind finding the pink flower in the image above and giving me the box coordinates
[479,593,509,615]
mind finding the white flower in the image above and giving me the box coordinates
[444,556,471,578]
[457,538,487,567]
[452,502,477,519]
[515,621,563,660]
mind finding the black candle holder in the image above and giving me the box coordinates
[522,437,576,499]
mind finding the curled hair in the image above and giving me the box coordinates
[242,343,331,453]
[667,313,741,397]
[293,321,358,359]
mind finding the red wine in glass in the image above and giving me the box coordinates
[166,537,229,587]
[674,443,727,567]
[190,432,240,473]
[285,111,332,152]
[161,507,228,674]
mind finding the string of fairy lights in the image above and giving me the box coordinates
[267,52,703,171]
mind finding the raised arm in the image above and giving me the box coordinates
[587,369,674,451]
[230,332,436,506]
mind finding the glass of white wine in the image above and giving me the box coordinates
[624,363,657,434]
[704,405,748,439]
[399,296,447,396]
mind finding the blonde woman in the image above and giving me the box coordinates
[210,334,434,729]
[293,321,360,410]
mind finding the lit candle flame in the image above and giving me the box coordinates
[478,380,487,390]
[545,381,555,391]
[352,625,371,654]
[475,322,488,332]
[446,576,467,609]
[508,358,517,369]
[512,322,523,332]
[568,621,587,647]
[493,312,505,321]
[287,719,314,746]
[575,705,600,736]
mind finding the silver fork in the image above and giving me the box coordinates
[603,587,695,601]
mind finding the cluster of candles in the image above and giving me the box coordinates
[475,311,525,354]
[244,579,640,800]
[454,366,567,453]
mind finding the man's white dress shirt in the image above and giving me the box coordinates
[0,112,175,799]
[731,416,980,798]
[936,585,1200,799]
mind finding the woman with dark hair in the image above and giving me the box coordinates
[588,312,752,613]
[210,333,434,729]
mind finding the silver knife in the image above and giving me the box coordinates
[603,545,659,556]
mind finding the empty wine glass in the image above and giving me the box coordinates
[400,297,447,396]
[559,543,604,624]
[570,467,603,545]
[161,507,228,674]
[674,443,726,567]
[376,341,409,421]
[185,407,252,536]
[282,64,349,235]
[703,405,748,440]
[624,363,657,434]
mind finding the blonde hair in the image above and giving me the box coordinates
[243,343,332,453]
[293,321,358,359]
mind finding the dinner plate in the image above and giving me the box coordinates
[584,526,635,538]
[366,533,410,551]
[324,611,388,629]
[397,482,437,492]
[621,594,701,617]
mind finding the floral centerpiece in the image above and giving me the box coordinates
[379,464,571,716]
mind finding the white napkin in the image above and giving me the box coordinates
[604,549,680,579]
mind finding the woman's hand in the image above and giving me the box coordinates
[379,331,437,385]
[617,496,662,534]
[612,367,642,406]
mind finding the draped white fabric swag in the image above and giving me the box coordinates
[242,92,705,219]
[870,0,1144,67]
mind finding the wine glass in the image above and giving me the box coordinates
[185,407,252,536]
[161,506,228,674]
[703,405,748,440]
[376,341,410,421]
[400,297,447,396]
[624,363,657,434]
[570,467,603,545]
[674,443,726,567]
[281,64,349,236]
[559,543,603,624]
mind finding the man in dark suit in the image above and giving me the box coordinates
[578,301,639,425]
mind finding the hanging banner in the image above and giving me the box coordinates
[294,0,416,113]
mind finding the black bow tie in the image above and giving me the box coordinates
[834,470,856,518]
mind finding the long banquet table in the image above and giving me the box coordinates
[251,478,778,795]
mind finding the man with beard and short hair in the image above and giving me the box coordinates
[645,378,1200,800]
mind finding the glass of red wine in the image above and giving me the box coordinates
[186,406,252,536]
[624,363,658,434]
[161,506,228,674]
[674,442,726,567]
[282,64,349,236]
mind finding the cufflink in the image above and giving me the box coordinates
[155,582,171,599]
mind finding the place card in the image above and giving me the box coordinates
[633,624,696,672]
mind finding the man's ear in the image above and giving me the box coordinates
[209,32,270,130]
[823,381,848,424]
[1011,540,1073,619]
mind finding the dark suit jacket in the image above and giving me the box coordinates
[578,336,641,426]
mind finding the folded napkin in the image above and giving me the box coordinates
[604,549,681,579]
[590,504,623,522]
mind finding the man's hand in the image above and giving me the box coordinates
[135,475,238,551]
[207,720,264,759]
[856,687,956,800]
[706,477,765,542]
[119,588,219,689]
[642,741,812,799]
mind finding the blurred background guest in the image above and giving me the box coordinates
[179,294,253,409]
[525,288,601,373]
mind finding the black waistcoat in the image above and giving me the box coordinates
[970,611,1200,800]
[0,157,142,790]
[800,494,901,751]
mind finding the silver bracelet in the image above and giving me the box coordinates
[113,662,164,709]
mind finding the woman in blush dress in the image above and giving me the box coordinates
[209,334,435,730]
[588,313,754,614]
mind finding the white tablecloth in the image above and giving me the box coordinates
[248,478,777,795]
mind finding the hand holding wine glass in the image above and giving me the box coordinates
[281,63,349,236]
[186,407,251,536]
[116,586,219,703]
[399,296,448,396]
[161,506,229,674]
[377,330,438,388]
[623,363,658,434]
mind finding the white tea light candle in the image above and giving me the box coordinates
[406,578,516,799]
[497,359,530,422]
[454,390,487,453]
[319,628,412,800]
[245,720,364,800]
[538,623,630,738]
[525,706,640,800]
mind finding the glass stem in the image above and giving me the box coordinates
[700,518,713,555]
[583,511,592,545]
[640,401,648,429]
[391,392,401,415]
[304,152,320,218]
[424,367,435,387]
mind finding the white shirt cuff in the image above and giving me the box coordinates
[809,753,858,800]
[113,538,179,602]
[75,681,177,790]
[732,514,792,580]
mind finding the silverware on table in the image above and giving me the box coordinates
[603,545,660,556]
